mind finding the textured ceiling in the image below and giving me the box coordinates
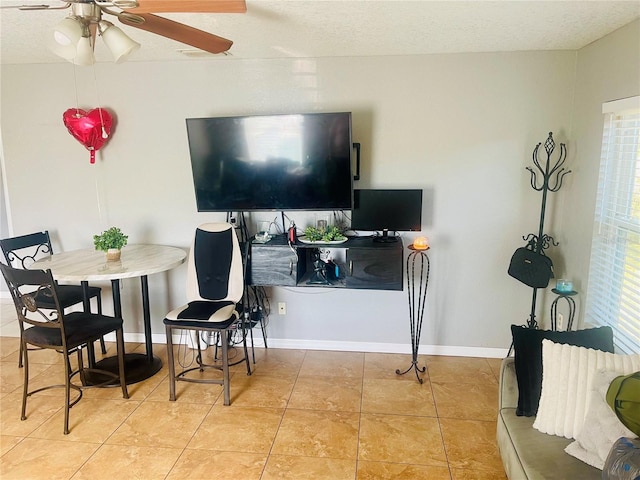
[1,0,639,65]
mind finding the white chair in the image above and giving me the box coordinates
[163,223,251,405]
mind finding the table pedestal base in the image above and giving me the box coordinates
[84,354,162,386]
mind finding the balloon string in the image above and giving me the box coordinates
[72,63,81,116]
[94,158,103,225]
[88,58,104,225]
[91,62,108,139]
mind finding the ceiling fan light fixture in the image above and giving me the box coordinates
[48,16,84,60]
[73,35,95,66]
[99,20,140,63]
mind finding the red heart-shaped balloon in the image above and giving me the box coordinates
[62,108,113,164]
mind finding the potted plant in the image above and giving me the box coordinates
[303,225,346,242]
[93,227,128,261]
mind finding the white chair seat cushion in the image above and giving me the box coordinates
[165,301,238,324]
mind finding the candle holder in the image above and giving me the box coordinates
[396,243,430,383]
[555,279,573,294]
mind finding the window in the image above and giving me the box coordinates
[585,96,640,354]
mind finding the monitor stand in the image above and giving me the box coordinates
[373,230,398,243]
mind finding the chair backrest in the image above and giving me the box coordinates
[0,231,53,269]
[186,223,244,303]
[0,263,64,333]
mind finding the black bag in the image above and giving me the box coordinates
[508,247,554,288]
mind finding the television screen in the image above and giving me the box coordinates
[351,189,423,240]
[186,112,353,211]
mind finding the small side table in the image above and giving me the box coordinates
[550,288,578,331]
[396,245,430,383]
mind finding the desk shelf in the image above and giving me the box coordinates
[249,234,403,291]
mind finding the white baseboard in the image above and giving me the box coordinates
[1,313,508,358]
[256,338,509,358]
[123,332,509,359]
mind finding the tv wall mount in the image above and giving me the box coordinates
[352,142,360,181]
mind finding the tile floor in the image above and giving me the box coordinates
[0,302,506,479]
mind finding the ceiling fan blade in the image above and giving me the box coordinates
[119,13,233,54]
[0,2,69,10]
[128,0,246,14]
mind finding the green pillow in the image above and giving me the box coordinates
[606,371,640,436]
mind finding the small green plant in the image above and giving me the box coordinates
[304,225,345,242]
[93,227,128,251]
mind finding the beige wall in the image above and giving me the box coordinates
[556,19,640,326]
[1,22,636,354]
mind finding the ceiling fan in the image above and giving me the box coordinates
[5,0,246,64]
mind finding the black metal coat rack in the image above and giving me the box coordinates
[521,132,571,328]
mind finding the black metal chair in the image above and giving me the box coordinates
[163,223,251,405]
[0,263,128,435]
[0,231,106,366]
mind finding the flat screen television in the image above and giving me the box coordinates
[351,189,423,242]
[186,112,353,211]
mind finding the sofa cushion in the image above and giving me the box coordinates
[497,358,601,479]
[497,407,602,479]
[533,340,640,439]
[510,325,614,417]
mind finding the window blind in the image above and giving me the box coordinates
[585,96,640,354]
